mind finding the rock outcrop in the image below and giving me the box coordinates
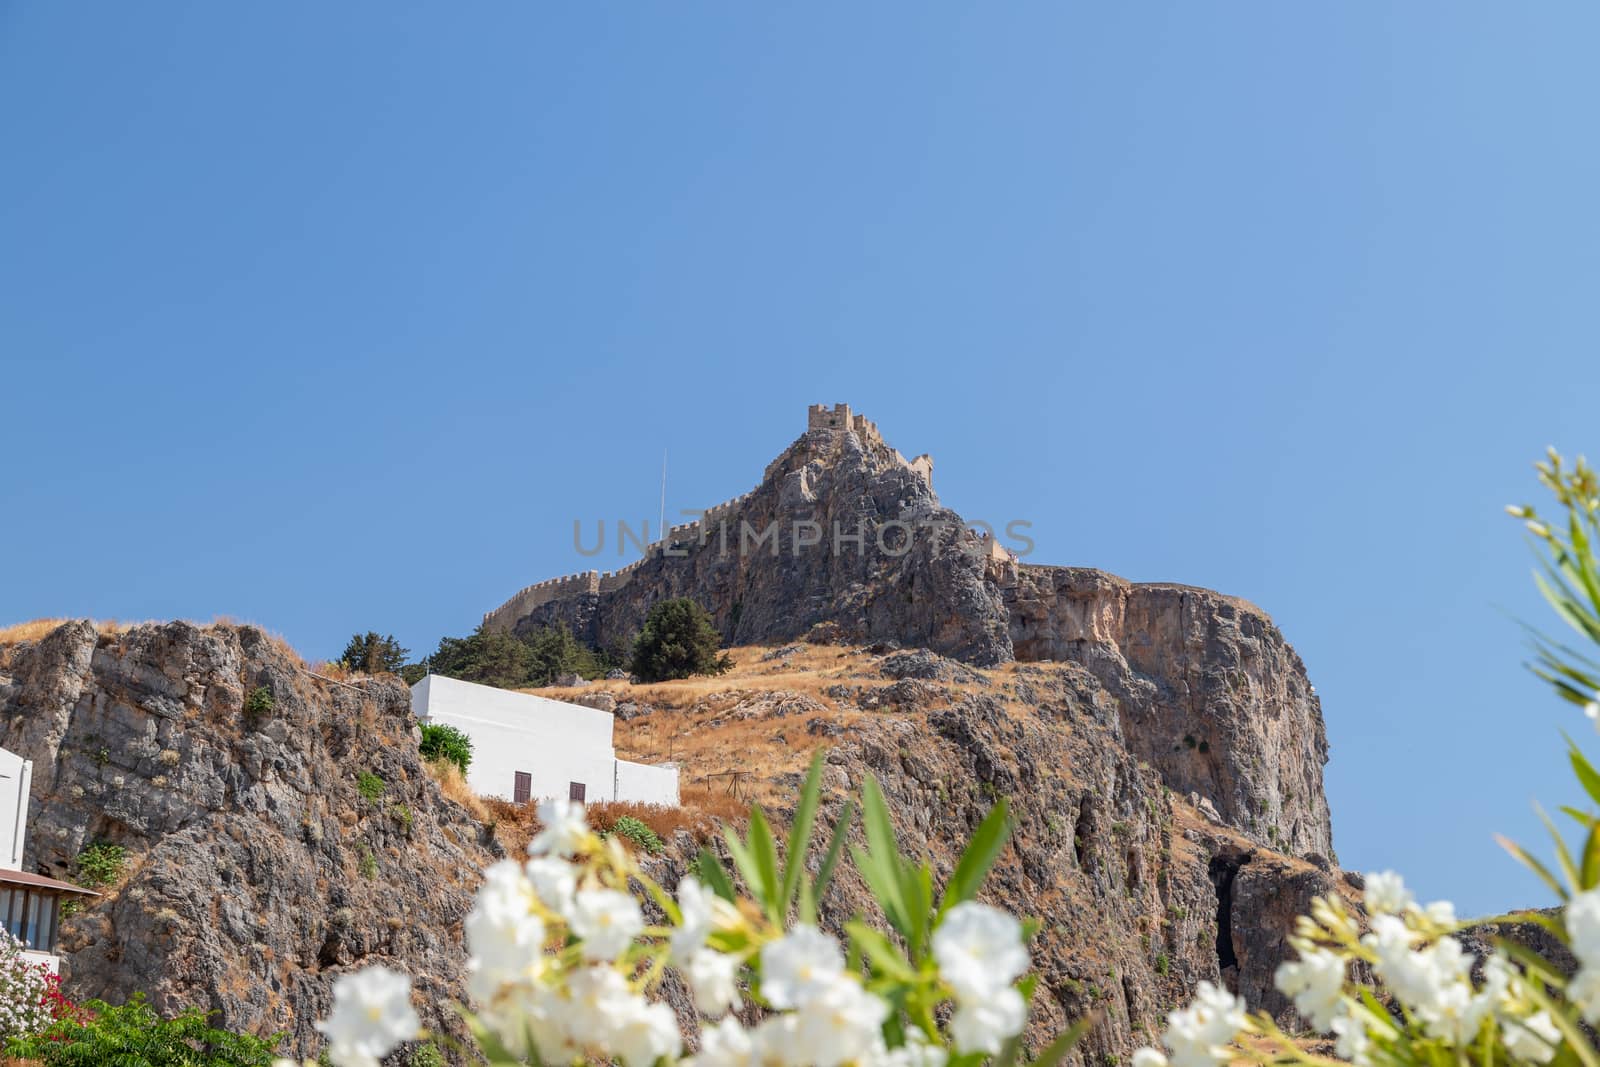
[0,620,496,1057]
[491,407,1334,864]
[593,647,1343,1056]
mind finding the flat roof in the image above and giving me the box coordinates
[0,869,97,896]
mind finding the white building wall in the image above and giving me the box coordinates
[0,747,33,871]
[412,675,678,806]
[615,759,680,806]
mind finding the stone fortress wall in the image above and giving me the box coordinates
[482,405,931,632]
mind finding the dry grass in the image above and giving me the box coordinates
[0,617,140,646]
[477,787,743,856]
[424,759,493,825]
[0,616,308,668]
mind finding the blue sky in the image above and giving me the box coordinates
[3,3,1598,915]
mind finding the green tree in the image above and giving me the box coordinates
[419,722,473,773]
[6,994,281,1066]
[629,597,731,683]
[339,632,410,675]
[427,627,534,689]
[525,623,605,685]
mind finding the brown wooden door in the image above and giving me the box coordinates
[514,772,531,804]
[569,781,586,803]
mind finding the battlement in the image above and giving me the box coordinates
[807,402,882,445]
[482,488,761,630]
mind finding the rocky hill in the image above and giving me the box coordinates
[0,620,496,1057]
[490,405,1333,863]
[542,643,1354,1060]
[0,405,1348,1062]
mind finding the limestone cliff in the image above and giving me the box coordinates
[0,620,496,1057]
[490,406,1334,864]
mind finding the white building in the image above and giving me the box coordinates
[0,746,96,974]
[410,674,679,807]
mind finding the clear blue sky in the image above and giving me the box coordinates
[3,3,1597,915]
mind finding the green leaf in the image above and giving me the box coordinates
[1032,1016,1095,1067]
[724,826,767,904]
[813,800,855,902]
[1497,833,1571,902]
[1583,822,1600,891]
[845,920,917,982]
[1569,743,1600,810]
[782,751,828,916]
[852,843,910,938]
[697,846,737,902]
[1523,980,1599,1067]
[939,798,1011,916]
[1538,803,1581,893]
[858,776,911,935]
[748,806,783,919]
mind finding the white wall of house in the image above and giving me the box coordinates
[0,747,33,871]
[411,675,679,806]
[615,759,680,806]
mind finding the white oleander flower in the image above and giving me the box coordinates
[791,977,891,1067]
[751,1013,801,1065]
[1416,899,1458,927]
[673,876,715,961]
[568,887,645,960]
[465,861,547,988]
[1569,966,1600,1024]
[1502,1011,1562,1064]
[562,965,637,1051]
[685,948,742,1017]
[529,797,589,856]
[610,997,684,1066]
[1568,889,1600,968]
[525,855,578,917]
[1131,1049,1169,1067]
[1161,981,1246,1067]
[314,965,420,1067]
[1364,870,1414,915]
[875,1030,949,1067]
[1330,1011,1371,1066]
[949,985,1026,1056]
[688,1016,755,1067]
[931,901,1030,1002]
[1274,946,1344,1030]
[759,924,845,1009]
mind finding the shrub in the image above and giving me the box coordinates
[0,930,75,1040]
[629,598,730,683]
[406,1042,445,1067]
[242,687,274,723]
[5,992,280,1065]
[356,771,384,803]
[1155,953,1170,975]
[74,842,126,890]
[603,815,664,854]
[418,723,472,774]
[358,845,378,880]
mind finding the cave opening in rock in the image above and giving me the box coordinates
[1074,798,1092,868]
[1207,854,1246,973]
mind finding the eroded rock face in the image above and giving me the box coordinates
[630,658,1334,1058]
[498,414,1335,864]
[0,621,496,1057]
[511,424,1015,665]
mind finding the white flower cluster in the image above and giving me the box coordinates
[0,930,55,1041]
[1131,982,1247,1067]
[291,797,1037,1067]
[1132,870,1573,1067]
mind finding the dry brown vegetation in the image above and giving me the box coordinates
[424,758,492,825]
[476,788,746,856]
[0,617,308,670]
